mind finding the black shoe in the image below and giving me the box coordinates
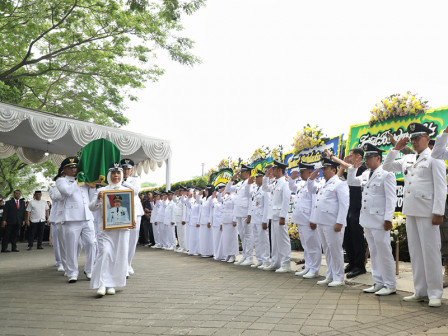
[346,267,366,279]
[27,246,32,250]
[344,264,354,273]
[12,249,19,252]
[1,250,10,253]
[37,246,44,250]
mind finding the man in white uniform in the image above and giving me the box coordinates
[384,123,446,307]
[262,160,292,273]
[226,164,254,266]
[173,188,187,253]
[56,156,96,283]
[289,163,322,279]
[308,158,349,287]
[150,192,161,248]
[163,191,176,250]
[346,144,397,295]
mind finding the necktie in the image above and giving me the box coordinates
[416,154,420,161]
[16,200,19,209]
[369,171,373,179]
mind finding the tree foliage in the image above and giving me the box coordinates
[0,0,204,126]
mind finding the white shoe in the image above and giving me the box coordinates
[84,272,92,280]
[234,258,245,265]
[251,263,262,268]
[328,280,345,287]
[240,259,254,266]
[364,284,384,293]
[316,278,332,286]
[68,276,78,283]
[63,272,67,277]
[222,256,230,262]
[403,295,427,302]
[182,250,189,254]
[263,265,277,271]
[227,256,235,263]
[201,255,211,258]
[175,248,183,253]
[151,244,161,249]
[57,265,65,272]
[428,298,442,307]
[128,266,134,275]
[106,287,115,295]
[375,287,396,296]
[97,286,106,296]
[258,263,270,269]
[275,267,291,273]
[295,269,308,276]
[302,272,319,279]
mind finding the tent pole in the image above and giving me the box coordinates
[166,157,171,191]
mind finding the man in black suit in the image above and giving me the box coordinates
[1,190,26,252]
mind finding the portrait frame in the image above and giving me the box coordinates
[102,189,134,230]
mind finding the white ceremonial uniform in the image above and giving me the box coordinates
[156,199,167,247]
[150,200,160,247]
[221,193,239,258]
[56,176,96,278]
[122,175,144,269]
[198,196,214,256]
[226,180,254,262]
[49,186,64,268]
[384,147,447,299]
[163,199,176,249]
[210,195,225,260]
[263,176,291,269]
[107,206,130,223]
[89,185,130,289]
[188,196,202,255]
[173,196,187,251]
[183,196,193,251]
[289,178,321,275]
[308,175,349,282]
[248,185,270,266]
[347,166,397,289]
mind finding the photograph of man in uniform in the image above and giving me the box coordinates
[107,195,130,224]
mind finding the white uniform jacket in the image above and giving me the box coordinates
[221,194,235,224]
[107,206,130,223]
[189,195,202,226]
[56,176,94,222]
[266,176,290,220]
[248,185,269,224]
[383,147,447,217]
[156,200,167,223]
[209,196,223,227]
[122,176,144,217]
[347,166,396,229]
[307,175,349,227]
[150,200,158,223]
[226,180,252,218]
[182,196,193,223]
[198,196,213,225]
[163,200,175,225]
[173,196,186,223]
[49,186,64,223]
[289,179,314,226]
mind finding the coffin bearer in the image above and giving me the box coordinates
[56,156,97,283]
[290,163,322,279]
[226,164,254,266]
[346,144,397,295]
[121,158,144,275]
[307,158,349,287]
[262,160,292,273]
[384,123,446,307]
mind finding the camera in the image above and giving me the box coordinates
[321,152,328,159]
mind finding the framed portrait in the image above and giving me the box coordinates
[102,189,134,230]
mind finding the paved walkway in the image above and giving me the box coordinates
[1,242,448,336]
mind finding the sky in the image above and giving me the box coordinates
[123,0,448,186]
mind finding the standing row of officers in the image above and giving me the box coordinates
[147,122,447,308]
[47,157,143,296]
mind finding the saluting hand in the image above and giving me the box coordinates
[248,176,254,184]
[309,168,321,180]
[353,161,363,169]
[394,137,409,151]
[291,171,299,180]
[387,133,397,145]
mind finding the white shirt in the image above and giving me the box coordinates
[26,200,49,222]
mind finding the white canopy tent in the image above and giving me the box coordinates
[0,102,172,186]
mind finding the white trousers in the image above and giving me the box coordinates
[222,223,239,257]
[271,218,291,268]
[61,220,96,277]
[318,225,345,282]
[152,222,160,245]
[188,225,200,254]
[406,216,443,299]
[298,223,322,274]
[91,229,129,289]
[51,223,62,267]
[199,224,214,256]
[128,215,141,267]
[365,228,396,289]
[176,222,186,250]
[185,222,190,251]
[212,226,225,260]
[252,222,270,264]
[236,217,253,261]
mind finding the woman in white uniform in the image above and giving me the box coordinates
[198,186,215,257]
[188,189,202,255]
[89,163,133,296]
[210,185,226,261]
[221,191,238,263]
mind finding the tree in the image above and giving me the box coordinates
[0,0,204,126]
